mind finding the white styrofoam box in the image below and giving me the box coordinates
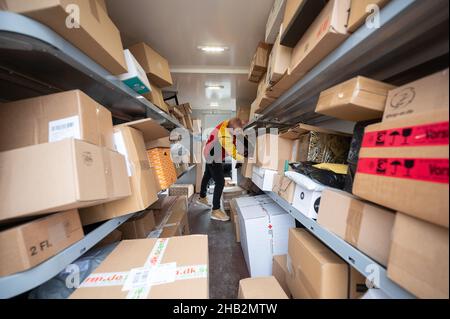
[118,49,151,95]
[237,201,295,277]
[265,0,286,44]
[235,195,273,208]
[252,166,278,191]
[286,171,326,220]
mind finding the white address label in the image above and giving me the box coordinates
[48,116,81,142]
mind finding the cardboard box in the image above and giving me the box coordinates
[347,0,391,33]
[0,90,115,152]
[222,186,248,211]
[102,147,133,201]
[281,124,352,164]
[256,133,297,171]
[118,50,151,95]
[316,76,396,122]
[149,196,179,227]
[280,0,328,47]
[147,148,177,190]
[248,42,272,83]
[128,43,173,88]
[272,255,290,297]
[253,91,276,113]
[119,211,156,240]
[317,189,395,266]
[266,31,293,87]
[169,184,195,199]
[230,199,241,242]
[387,213,449,299]
[0,210,83,277]
[236,198,295,277]
[252,166,278,192]
[353,109,449,228]
[286,228,349,299]
[0,139,118,222]
[236,105,251,123]
[349,268,368,299]
[265,0,287,44]
[159,199,190,238]
[80,119,170,225]
[238,276,289,299]
[272,174,296,204]
[70,235,209,299]
[1,0,127,75]
[241,161,254,179]
[94,229,122,249]
[383,69,449,122]
[144,83,169,113]
[290,0,350,79]
[288,172,325,220]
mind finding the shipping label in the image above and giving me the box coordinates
[357,158,449,184]
[48,116,81,142]
[80,272,128,288]
[362,121,449,148]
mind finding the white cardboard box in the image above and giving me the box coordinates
[252,166,278,191]
[236,198,296,277]
[286,172,326,220]
[265,0,287,44]
[118,49,151,95]
[234,195,273,208]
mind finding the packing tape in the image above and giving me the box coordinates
[357,158,449,184]
[345,199,364,247]
[362,121,449,148]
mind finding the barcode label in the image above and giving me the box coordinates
[122,268,153,291]
[48,116,81,142]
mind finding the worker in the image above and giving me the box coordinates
[197,118,246,222]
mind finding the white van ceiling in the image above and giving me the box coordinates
[106,0,274,110]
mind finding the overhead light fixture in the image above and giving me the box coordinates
[210,102,219,107]
[198,46,228,53]
[205,85,224,90]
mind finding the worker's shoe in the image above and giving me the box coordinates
[197,196,211,207]
[211,209,230,222]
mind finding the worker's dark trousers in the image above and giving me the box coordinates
[200,163,225,210]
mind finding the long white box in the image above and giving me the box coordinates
[236,197,295,277]
[265,0,287,44]
[252,166,278,191]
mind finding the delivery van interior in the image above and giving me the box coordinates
[0,0,449,302]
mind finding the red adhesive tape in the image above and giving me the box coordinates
[357,158,449,184]
[362,121,449,148]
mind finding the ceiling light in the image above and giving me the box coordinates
[210,102,219,107]
[205,85,224,90]
[198,46,228,53]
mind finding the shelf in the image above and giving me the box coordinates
[0,213,136,299]
[0,11,183,130]
[265,191,415,299]
[246,0,449,130]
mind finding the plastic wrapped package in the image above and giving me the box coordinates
[28,243,119,299]
[289,162,347,189]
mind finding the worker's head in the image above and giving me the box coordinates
[227,117,244,130]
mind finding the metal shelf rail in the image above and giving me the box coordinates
[0,11,183,130]
[246,0,449,129]
[265,191,415,299]
[0,213,135,299]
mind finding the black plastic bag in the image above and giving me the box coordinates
[289,162,347,189]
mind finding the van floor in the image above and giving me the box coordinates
[188,194,249,299]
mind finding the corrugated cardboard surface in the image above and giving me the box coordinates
[248,42,271,83]
[143,83,169,113]
[119,211,155,240]
[287,228,348,299]
[150,196,189,239]
[273,175,296,204]
[354,109,449,228]
[317,189,395,266]
[2,0,127,75]
[0,139,110,223]
[128,42,173,88]
[80,125,160,225]
[349,268,368,299]
[102,148,132,200]
[238,276,289,299]
[70,235,209,299]
[388,213,449,299]
[169,184,195,199]
[267,32,292,86]
[316,76,396,122]
[272,255,290,297]
[230,199,240,242]
[290,0,350,78]
[383,69,449,122]
[0,210,83,277]
[347,0,391,32]
[256,134,297,171]
[147,148,177,190]
[0,90,114,152]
